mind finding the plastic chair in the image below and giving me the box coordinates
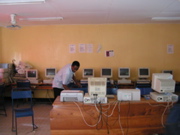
[11,87,37,135]
[0,83,7,116]
[16,80,36,104]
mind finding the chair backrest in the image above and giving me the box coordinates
[11,90,32,99]
[16,80,31,88]
[11,88,33,109]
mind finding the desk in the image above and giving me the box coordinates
[117,82,135,89]
[4,83,54,99]
[33,85,54,99]
[50,96,171,135]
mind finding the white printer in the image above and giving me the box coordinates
[60,90,84,102]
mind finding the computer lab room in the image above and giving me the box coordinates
[0,0,180,135]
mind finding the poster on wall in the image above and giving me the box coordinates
[105,50,114,57]
[79,44,86,53]
[69,44,76,53]
[167,44,174,54]
[86,44,93,53]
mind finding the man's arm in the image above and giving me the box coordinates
[61,72,71,90]
[62,84,70,90]
[72,75,82,88]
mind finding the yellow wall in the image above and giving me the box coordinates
[1,24,180,81]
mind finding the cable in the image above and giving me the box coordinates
[96,102,111,134]
[161,101,173,127]
[74,100,118,134]
[95,103,103,130]
[145,100,174,107]
[125,101,131,135]
[118,101,124,135]
[95,101,118,117]
[73,102,102,127]
[145,100,174,127]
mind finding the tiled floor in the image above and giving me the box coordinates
[0,99,52,135]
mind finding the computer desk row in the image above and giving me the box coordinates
[9,81,180,98]
[50,96,173,135]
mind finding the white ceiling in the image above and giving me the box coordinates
[0,0,180,28]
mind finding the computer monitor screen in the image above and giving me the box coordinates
[45,68,57,78]
[83,68,94,78]
[162,70,173,75]
[151,73,175,93]
[88,77,107,97]
[118,68,130,78]
[101,68,112,78]
[138,68,150,78]
[26,69,38,80]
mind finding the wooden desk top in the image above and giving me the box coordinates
[50,96,171,135]
[53,96,170,107]
[11,82,53,90]
[35,85,53,90]
[11,82,52,86]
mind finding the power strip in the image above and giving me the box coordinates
[83,93,107,104]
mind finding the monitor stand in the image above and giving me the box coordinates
[43,78,53,84]
[28,79,41,84]
[137,78,150,84]
[80,78,88,84]
[118,78,131,84]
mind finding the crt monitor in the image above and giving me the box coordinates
[101,68,112,78]
[151,73,175,93]
[118,68,130,78]
[26,69,38,80]
[88,77,107,97]
[138,68,150,79]
[83,68,94,78]
[45,68,57,78]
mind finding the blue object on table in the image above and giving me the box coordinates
[136,87,152,95]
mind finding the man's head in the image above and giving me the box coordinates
[71,61,80,72]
